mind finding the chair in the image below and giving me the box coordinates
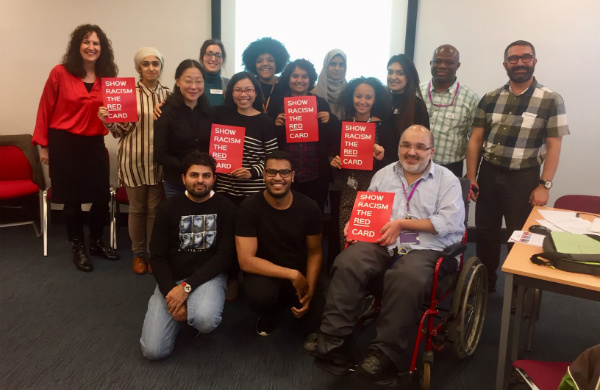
[509,360,570,390]
[0,136,44,238]
[43,148,115,256]
[109,186,129,249]
[526,194,600,351]
[336,178,489,390]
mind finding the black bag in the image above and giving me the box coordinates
[530,234,600,276]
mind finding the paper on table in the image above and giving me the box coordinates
[538,209,594,235]
[508,231,546,247]
[535,219,566,232]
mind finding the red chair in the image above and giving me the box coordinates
[0,143,43,237]
[43,148,115,255]
[510,360,570,390]
[109,186,129,249]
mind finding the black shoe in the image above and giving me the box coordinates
[72,240,93,272]
[303,332,349,360]
[256,315,276,336]
[358,347,397,383]
[89,238,120,261]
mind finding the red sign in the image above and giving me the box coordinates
[285,95,319,143]
[340,121,375,170]
[209,124,246,173]
[101,77,138,123]
[346,191,395,243]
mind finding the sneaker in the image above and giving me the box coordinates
[256,315,276,336]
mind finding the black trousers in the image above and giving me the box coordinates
[475,160,539,287]
[320,242,441,368]
[441,160,464,177]
[243,273,324,335]
[64,201,109,242]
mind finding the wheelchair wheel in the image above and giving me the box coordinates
[449,256,488,359]
[420,361,431,390]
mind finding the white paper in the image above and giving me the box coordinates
[537,210,595,235]
[508,231,546,247]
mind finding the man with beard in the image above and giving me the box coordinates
[236,150,323,336]
[420,44,479,176]
[303,126,465,384]
[466,40,569,292]
[140,151,236,360]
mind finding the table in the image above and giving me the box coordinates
[495,206,600,390]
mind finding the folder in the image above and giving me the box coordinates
[551,231,600,254]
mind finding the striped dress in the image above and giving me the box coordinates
[106,81,169,187]
[213,106,278,197]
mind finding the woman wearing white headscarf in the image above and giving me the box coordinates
[314,49,347,120]
[99,47,170,275]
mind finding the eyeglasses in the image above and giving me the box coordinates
[506,54,535,64]
[233,88,255,94]
[400,143,432,152]
[180,79,204,86]
[204,51,223,59]
[265,169,292,178]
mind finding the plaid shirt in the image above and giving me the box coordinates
[472,78,569,170]
[420,79,479,164]
[283,141,319,183]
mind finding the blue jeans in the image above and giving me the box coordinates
[140,273,227,360]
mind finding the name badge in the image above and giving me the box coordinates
[445,112,455,119]
[400,231,419,244]
[210,89,223,95]
[522,112,536,119]
[347,176,358,190]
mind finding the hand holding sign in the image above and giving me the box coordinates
[346,191,395,243]
[209,124,245,173]
[285,96,319,143]
[101,77,138,123]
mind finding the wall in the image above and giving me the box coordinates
[0,0,211,185]
[1,0,598,211]
[413,0,600,210]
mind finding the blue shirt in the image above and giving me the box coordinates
[368,161,465,254]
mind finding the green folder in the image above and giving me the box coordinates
[551,232,600,254]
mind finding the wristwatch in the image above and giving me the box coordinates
[539,179,553,189]
[181,281,192,293]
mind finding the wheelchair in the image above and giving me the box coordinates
[315,179,489,390]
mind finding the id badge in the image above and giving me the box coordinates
[400,231,419,244]
[347,176,358,190]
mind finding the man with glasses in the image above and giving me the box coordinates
[303,125,465,384]
[420,44,479,177]
[466,40,570,293]
[235,150,324,336]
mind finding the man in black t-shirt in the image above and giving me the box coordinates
[236,150,323,336]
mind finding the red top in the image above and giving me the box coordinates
[32,64,108,147]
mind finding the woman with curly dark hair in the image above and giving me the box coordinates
[267,59,341,212]
[32,24,119,272]
[241,37,290,112]
[330,77,394,250]
[154,60,214,198]
[386,54,430,148]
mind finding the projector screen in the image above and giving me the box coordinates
[220,0,408,84]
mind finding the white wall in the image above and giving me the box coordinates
[0,0,211,183]
[414,0,600,210]
[2,0,598,209]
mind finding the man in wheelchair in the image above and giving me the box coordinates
[303,125,465,383]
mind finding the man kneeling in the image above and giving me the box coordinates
[303,126,465,383]
[140,151,236,359]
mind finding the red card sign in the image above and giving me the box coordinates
[285,95,319,143]
[346,191,395,243]
[341,121,375,170]
[209,124,246,173]
[101,77,138,123]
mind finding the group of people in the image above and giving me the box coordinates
[32,23,568,384]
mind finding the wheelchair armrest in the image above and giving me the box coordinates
[440,242,467,260]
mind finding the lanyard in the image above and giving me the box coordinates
[262,83,276,113]
[401,178,422,219]
[428,81,459,108]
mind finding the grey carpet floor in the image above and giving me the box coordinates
[1,223,599,390]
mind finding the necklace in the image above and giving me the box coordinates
[428,81,459,108]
